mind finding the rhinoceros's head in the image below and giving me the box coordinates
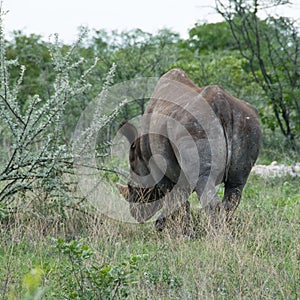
[117,121,163,223]
[116,182,163,223]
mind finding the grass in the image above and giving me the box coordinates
[258,128,300,165]
[0,174,299,299]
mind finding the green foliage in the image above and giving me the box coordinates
[258,128,300,164]
[51,238,144,299]
[8,267,45,300]
[144,265,182,289]
[188,21,237,52]
[5,31,53,110]
[216,0,300,142]
[3,7,300,145]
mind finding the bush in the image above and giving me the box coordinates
[0,11,100,217]
[51,238,143,299]
[8,268,45,300]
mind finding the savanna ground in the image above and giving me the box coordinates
[1,2,300,297]
[0,144,299,299]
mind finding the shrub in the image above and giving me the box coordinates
[0,10,100,217]
[51,238,143,299]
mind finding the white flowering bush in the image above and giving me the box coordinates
[0,10,108,215]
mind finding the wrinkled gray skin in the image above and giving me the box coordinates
[117,68,261,232]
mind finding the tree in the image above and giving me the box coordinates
[5,31,53,109]
[216,0,300,142]
[90,28,180,118]
[188,21,238,52]
[175,22,264,110]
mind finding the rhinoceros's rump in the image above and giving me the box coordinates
[118,68,261,232]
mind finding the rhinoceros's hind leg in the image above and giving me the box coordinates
[222,183,244,222]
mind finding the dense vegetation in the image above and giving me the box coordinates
[0,0,299,299]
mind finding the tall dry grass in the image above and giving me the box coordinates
[0,174,299,299]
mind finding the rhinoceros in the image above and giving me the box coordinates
[117,68,261,233]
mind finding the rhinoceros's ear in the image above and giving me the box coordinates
[118,121,138,145]
[116,183,129,200]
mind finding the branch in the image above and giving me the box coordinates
[0,90,25,127]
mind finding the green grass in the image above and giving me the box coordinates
[0,175,299,299]
[258,129,300,165]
